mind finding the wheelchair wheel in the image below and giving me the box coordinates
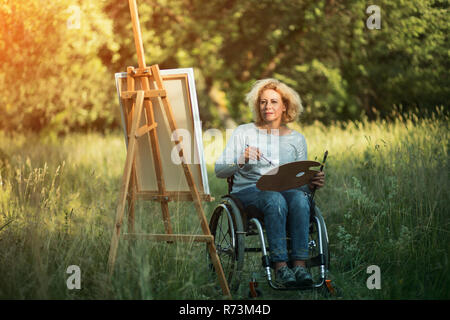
[307,207,330,282]
[209,197,245,293]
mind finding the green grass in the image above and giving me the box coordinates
[0,108,448,299]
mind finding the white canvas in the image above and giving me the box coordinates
[115,68,210,197]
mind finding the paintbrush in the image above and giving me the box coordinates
[245,144,275,167]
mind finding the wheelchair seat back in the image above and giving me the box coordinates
[226,176,265,230]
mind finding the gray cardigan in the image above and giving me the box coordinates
[214,123,311,194]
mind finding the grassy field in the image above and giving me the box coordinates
[0,108,448,300]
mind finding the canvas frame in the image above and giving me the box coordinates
[115,68,210,199]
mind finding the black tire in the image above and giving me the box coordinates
[209,197,245,293]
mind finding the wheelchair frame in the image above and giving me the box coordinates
[208,176,335,296]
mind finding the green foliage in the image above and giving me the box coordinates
[0,0,119,134]
[1,0,448,131]
[101,0,449,128]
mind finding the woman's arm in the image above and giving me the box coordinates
[214,126,246,178]
[295,134,325,191]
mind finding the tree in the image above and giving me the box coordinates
[104,0,448,127]
[0,0,119,134]
[1,0,447,134]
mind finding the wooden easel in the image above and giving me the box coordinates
[107,0,231,298]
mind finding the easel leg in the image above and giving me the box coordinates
[127,164,136,234]
[142,91,174,235]
[160,201,173,234]
[207,242,232,298]
[149,64,231,297]
[108,153,136,274]
[108,91,145,275]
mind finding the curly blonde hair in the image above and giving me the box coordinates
[245,78,303,125]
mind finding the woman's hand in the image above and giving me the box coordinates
[308,171,325,190]
[238,146,261,167]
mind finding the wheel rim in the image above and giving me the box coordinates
[210,204,237,284]
[307,214,329,282]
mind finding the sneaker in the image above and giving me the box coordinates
[292,266,313,287]
[275,266,296,287]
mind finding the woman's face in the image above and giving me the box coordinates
[259,89,286,126]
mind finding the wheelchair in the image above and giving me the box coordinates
[208,175,336,297]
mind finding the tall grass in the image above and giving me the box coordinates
[0,108,448,299]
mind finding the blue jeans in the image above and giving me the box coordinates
[232,185,310,262]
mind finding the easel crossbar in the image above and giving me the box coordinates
[121,89,166,99]
[135,191,213,202]
[135,123,157,138]
[122,233,213,243]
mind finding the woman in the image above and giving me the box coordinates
[214,78,325,287]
